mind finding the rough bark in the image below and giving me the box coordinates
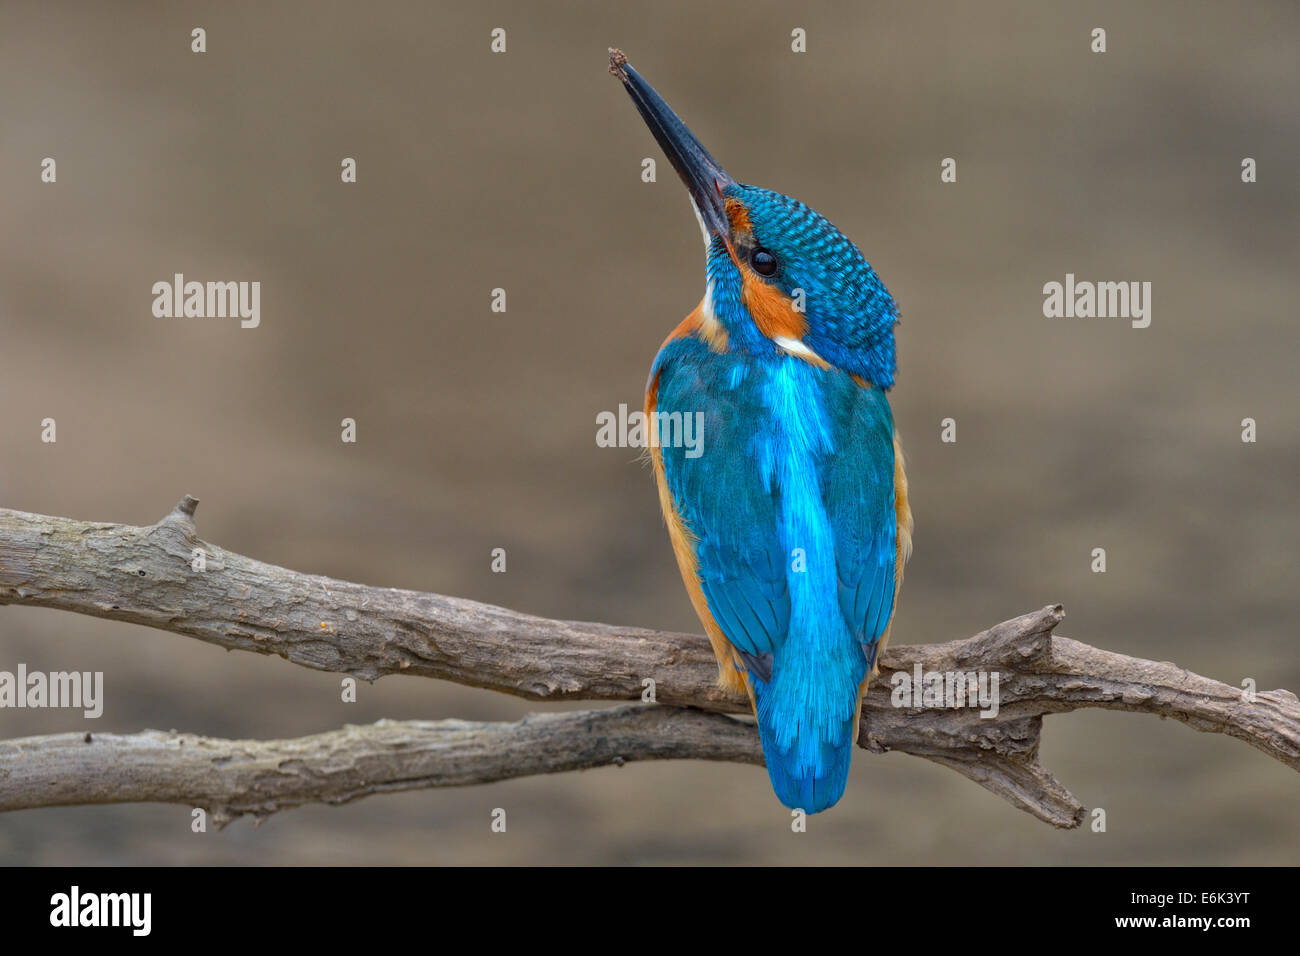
[0,706,760,827]
[1,497,1296,828]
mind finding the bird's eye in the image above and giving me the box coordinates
[750,248,778,277]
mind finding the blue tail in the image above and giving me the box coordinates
[751,651,865,814]
[756,703,857,813]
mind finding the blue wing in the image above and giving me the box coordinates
[824,378,898,670]
[653,340,791,664]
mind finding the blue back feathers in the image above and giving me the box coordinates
[655,338,898,813]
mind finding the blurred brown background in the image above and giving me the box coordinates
[1,0,1296,864]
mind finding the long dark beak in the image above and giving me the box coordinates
[609,48,736,243]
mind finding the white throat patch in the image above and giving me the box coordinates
[687,195,710,249]
[773,335,825,365]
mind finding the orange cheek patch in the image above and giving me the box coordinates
[740,271,808,341]
[723,197,807,344]
[724,197,752,234]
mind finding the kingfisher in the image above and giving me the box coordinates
[610,49,912,813]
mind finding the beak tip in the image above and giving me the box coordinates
[611,51,733,242]
[608,48,629,82]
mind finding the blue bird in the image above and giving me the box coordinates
[610,49,912,813]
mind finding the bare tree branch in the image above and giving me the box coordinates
[0,496,732,709]
[0,705,760,827]
[1,496,1296,828]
